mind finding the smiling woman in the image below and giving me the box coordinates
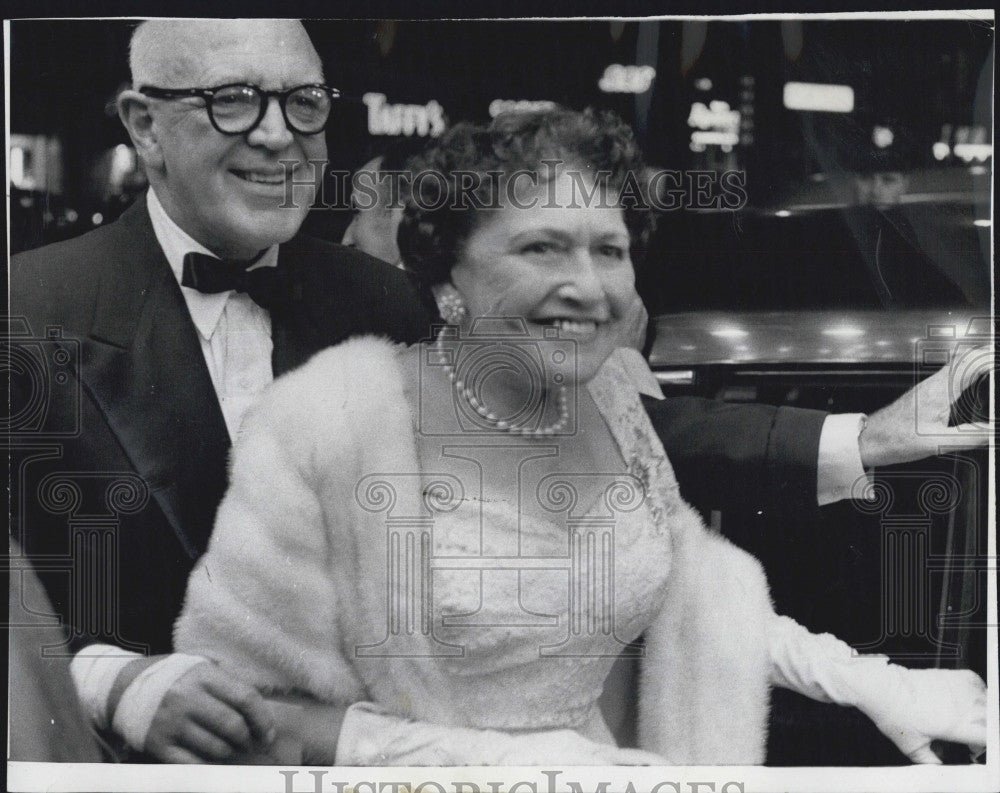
[399,108,654,391]
[174,106,986,767]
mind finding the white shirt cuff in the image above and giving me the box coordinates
[112,653,210,751]
[69,644,143,730]
[817,413,871,505]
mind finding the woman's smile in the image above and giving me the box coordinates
[530,317,605,341]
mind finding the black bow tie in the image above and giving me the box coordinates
[181,251,289,312]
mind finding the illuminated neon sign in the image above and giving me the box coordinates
[598,64,656,94]
[933,124,992,162]
[362,92,446,137]
[687,100,741,152]
[782,82,854,113]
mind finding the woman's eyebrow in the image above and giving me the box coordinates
[594,229,631,241]
[510,227,572,242]
[508,227,630,246]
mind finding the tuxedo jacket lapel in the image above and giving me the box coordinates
[81,198,231,559]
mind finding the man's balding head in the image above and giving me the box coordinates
[118,19,328,259]
[129,19,322,88]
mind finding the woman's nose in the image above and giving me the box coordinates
[558,248,607,306]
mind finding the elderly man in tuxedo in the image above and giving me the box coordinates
[10,18,435,762]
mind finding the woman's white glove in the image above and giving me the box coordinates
[336,703,667,766]
[768,615,987,763]
[858,666,986,764]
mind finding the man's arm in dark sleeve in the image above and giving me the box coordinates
[641,394,828,517]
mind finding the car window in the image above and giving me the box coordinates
[641,204,989,313]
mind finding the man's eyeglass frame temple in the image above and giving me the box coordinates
[137,83,341,135]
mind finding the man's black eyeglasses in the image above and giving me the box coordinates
[138,83,340,135]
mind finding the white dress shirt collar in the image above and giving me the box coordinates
[145,187,278,341]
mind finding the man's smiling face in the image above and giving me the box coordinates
[140,20,327,258]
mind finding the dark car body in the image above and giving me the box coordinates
[644,202,991,764]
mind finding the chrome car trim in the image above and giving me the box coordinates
[653,370,695,385]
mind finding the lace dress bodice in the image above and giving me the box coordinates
[423,494,671,737]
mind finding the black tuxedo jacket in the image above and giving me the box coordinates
[10,196,436,654]
[10,196,826,656]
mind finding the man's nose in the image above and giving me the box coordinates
[247,97,295,150]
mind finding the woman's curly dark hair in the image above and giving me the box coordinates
[397,106,655,287]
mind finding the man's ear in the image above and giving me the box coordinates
[117,89,163,170]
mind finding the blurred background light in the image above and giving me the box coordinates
[711,328,749,338]
[823,326,866,337]
[932,142,951,160]
[782,81,854,113]
[953,143,992,162]
[872,127,894,148]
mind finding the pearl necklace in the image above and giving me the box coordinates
[434,336,570,436]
